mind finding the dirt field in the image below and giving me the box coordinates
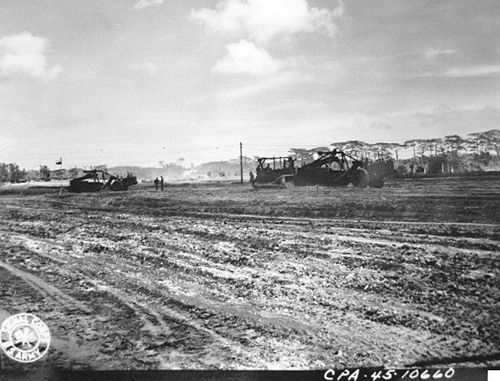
[0,176,499,370]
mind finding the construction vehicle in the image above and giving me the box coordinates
[251,157,296,188]
[68,170,137,193]
[293,149,386,188]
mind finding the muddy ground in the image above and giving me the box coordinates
[0,176,499,370]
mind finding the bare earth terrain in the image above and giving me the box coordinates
[0,176,499,370]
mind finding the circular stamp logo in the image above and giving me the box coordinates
[0,313,50,363]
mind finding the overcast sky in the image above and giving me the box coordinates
[0,0,499,169]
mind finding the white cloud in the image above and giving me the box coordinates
[0,31,62,80]
[192,1,344,83]
[132,61,159,74]
[132,0,163,10]
[443,65,500,78]
[213,40,285,76]
[190,0,344,45]
[421,48,456,60]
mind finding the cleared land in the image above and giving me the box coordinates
[0,176,499,369]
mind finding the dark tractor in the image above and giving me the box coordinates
[251,157,296,188]
[293,149,386,188]
[68,170,138,193]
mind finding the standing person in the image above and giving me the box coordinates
[154,177,159,190]
[160,176,164,191]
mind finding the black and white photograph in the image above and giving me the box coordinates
[0,0,499,379]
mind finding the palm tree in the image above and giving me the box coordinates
[388,143,407,161]
[338,140,368,158]
[404,140,418,160]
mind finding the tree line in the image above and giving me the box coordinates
[1,129,498,183]
[290,129,499,163]
[0,164,79,183]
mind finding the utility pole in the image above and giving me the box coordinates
[240,142,243,184]
[57,157,63,196]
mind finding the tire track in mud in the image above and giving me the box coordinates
[2,196,499,236]
[132,216,497,287]
[0,230,273,367]
[0,260,92,313]
[0,235,184,355]
[140,215,499,363]
[97,226,496,366]
[0,193,498,368]
[2,219,351,364]
[2,210,495,311]
[3,211,327,341]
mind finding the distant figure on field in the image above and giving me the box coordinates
[154,177,159,190]
[249,171,254,183]
[160,176,164,191]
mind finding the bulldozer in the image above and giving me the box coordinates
[68,170,137,193]
[293,149,386,188]
[251,157,296,188]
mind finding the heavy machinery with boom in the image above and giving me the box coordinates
[68,169,137,193]
[293,149,386,188]
[251,149,389,188]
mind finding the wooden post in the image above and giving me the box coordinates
[240,142,243,184]
[58,157,63,195]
